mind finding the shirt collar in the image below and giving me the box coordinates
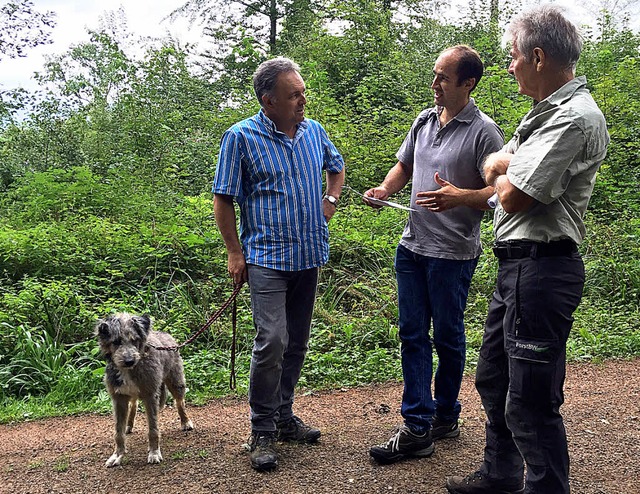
[430,98,477,124]
[257,108,308,137]
[537,76,587,110]
[451,98,477,124]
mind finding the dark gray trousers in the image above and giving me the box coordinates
[475,252,585,493]
[247,265,318,432]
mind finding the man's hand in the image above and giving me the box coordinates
[323,200,337,222]
[363,186,390,208]
[484,152,512,186]
[416,172,464,212]
[227,251,247,286]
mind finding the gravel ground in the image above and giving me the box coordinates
[1,358,639,494]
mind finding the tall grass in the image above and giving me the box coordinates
[0,200,638,424]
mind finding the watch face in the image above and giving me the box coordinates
[325,195,337,205]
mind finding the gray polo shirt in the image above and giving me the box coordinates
[397,99,504,260]
[494,76,610,244]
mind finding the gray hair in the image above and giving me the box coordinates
[507,5,583,71]
[253,57,301,106]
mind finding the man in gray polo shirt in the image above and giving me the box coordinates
[446,6,609,494]
[365,45,504,464]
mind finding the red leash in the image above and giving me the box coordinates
[149,283,244,389]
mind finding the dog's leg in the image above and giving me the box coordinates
[106,395,130,467]
[175,396,194,431]
[126,398,137,433]
[166,382,194,431]
[144,396,163,464]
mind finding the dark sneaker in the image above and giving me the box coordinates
[431,417,460,440]
[369,425,434,464]
[446,471,524,494]
[277,415,321,443]
[248,432,278,471]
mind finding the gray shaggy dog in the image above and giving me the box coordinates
[96,313,194,467]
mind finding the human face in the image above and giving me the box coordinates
[508,41,538,99]
[431,51,471,112]
[265,71,307,134]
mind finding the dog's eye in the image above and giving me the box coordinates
[112,338,122,346]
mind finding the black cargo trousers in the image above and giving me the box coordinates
[475,244,584,494]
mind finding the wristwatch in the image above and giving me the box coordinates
[323,194,339,207]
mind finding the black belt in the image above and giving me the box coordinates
[492,239,577,260]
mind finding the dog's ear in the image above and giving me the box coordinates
[134,314,152,337]
[95,319,111,339]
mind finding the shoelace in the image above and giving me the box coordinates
[248,433,275,448]
[380,425,408,451]
[465,471,485,484]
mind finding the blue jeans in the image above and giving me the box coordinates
[247,265,318,432]
[395,243,478,432]
[475,253,584,493]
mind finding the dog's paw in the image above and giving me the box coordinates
[105,452,124,467]
[182,419,194,431]
[147,449,163,464]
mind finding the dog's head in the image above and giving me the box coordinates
[95,313,152,369]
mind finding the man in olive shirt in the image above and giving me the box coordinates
[447,6,609,494]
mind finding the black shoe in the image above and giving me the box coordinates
[277,415,321,443]
[431,416,460,440]
[446,471,524,494]
[248,432,278,471]
[369,425,434,464]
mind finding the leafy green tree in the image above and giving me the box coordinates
[578,16,640,216]
[112,44,230,194]
[0,0,56,124]
[35,31,133,109]
[168,0,302,55]
[0,0,56,61]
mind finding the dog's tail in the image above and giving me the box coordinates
[159,384,168,408]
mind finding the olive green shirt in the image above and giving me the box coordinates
[494,76,609,244]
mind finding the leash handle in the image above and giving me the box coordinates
[230,294,238,390]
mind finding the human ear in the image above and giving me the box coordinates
[261,93,274,108]
[533,48,545,70]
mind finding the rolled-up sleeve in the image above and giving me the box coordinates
[507,120,585,204]
[213,130,243,198]
[321,128,345,173]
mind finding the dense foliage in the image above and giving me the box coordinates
[0,1,638,422]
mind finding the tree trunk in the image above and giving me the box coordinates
[269,0,278,54]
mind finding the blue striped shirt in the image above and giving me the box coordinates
[213,110,344,271]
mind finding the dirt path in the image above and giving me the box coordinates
[1,359,639,494]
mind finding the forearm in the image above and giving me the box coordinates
[214,194,248,285]
[415,173,494,212]
[483,152,512,187]
[323,168,345,222]
[213,194,242,254]
[325,167,345,199]
[493,175,535,213]
[460,185,496,211]
[380,161,412,196]
[483,151,535,211]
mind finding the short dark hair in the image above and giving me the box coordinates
[507,5,583,71]
[253,57,301,106]
[446,45,484,92]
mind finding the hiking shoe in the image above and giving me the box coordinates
[446,471,524,494]
[248,431,278,471]
[431,416,460,440]
[277,415,321,443]
[369,425,434,464]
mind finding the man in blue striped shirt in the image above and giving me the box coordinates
[213,57,345,471]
